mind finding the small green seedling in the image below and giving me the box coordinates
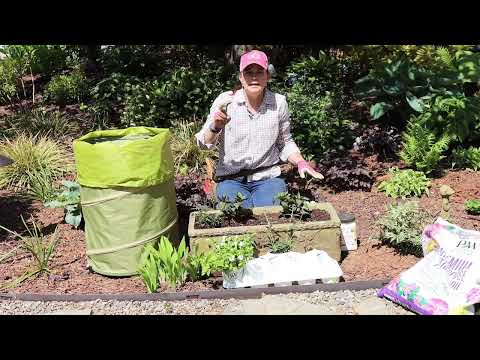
[465,199,480,215]
[197,211,224,228]
[218,192,248,221]
[275,192,312,220]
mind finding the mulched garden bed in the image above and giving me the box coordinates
[195,209,331,229]
[1,169,479,295]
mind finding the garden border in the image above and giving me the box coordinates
[0,279,389,302]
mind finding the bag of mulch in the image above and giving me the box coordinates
[378,218,480,315]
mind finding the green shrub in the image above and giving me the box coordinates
[0,45,37,101]
[100,45,220,78]
[0,58,19,105]
[349,45,472,72]
[4,107,77,138]
[44,69,89,106]
[376,201,431,256]
[465,199,480,215]
[452,146,480,171]
[0,133,73,190]
[378,167,431,199]
[90,72,141,111]
[288,89,353,158]
[354,56,463,122]
[30,45,71,76]
[418,95,480,144]
[120,67,223,128]
[286,53,353,157]
[100,45,166,77]
[399,117,450,174]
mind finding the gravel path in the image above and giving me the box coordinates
[0,289,413,315]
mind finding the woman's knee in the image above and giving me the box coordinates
[216,180,253,208]
[268,177,287,193]
[251,177,287,207]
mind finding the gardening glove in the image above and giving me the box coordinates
[297,160,324,180]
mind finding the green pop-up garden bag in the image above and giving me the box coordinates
[73,127,178,276]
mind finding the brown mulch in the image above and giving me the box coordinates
[319,169,480,282]
[1,170,479,294]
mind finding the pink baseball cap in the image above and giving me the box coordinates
[240,50,269,72]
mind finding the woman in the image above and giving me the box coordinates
[195,50,323,208]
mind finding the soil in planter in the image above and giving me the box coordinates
[196,209,331,229]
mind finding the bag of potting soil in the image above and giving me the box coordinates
[378,218,480,315]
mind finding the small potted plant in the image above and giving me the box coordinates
[210,234,255,287]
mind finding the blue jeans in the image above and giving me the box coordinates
[216,176,287,208]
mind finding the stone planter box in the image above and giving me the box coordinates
[188,202,342,261]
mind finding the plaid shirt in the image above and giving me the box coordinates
[195,88,300,182]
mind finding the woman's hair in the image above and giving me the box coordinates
[230,81,243,94]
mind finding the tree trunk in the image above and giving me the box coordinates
[30,66,35,104]
[20,78,26,98]
[80,45,103,78]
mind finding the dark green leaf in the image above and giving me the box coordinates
[370,102,394,120]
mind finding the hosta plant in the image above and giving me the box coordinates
[45,181,82,229]
[378,168,431,199]
[354,57,462,121]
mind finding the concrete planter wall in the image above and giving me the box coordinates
[188,202,342,261]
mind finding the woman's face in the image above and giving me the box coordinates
[239,64,270,96]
